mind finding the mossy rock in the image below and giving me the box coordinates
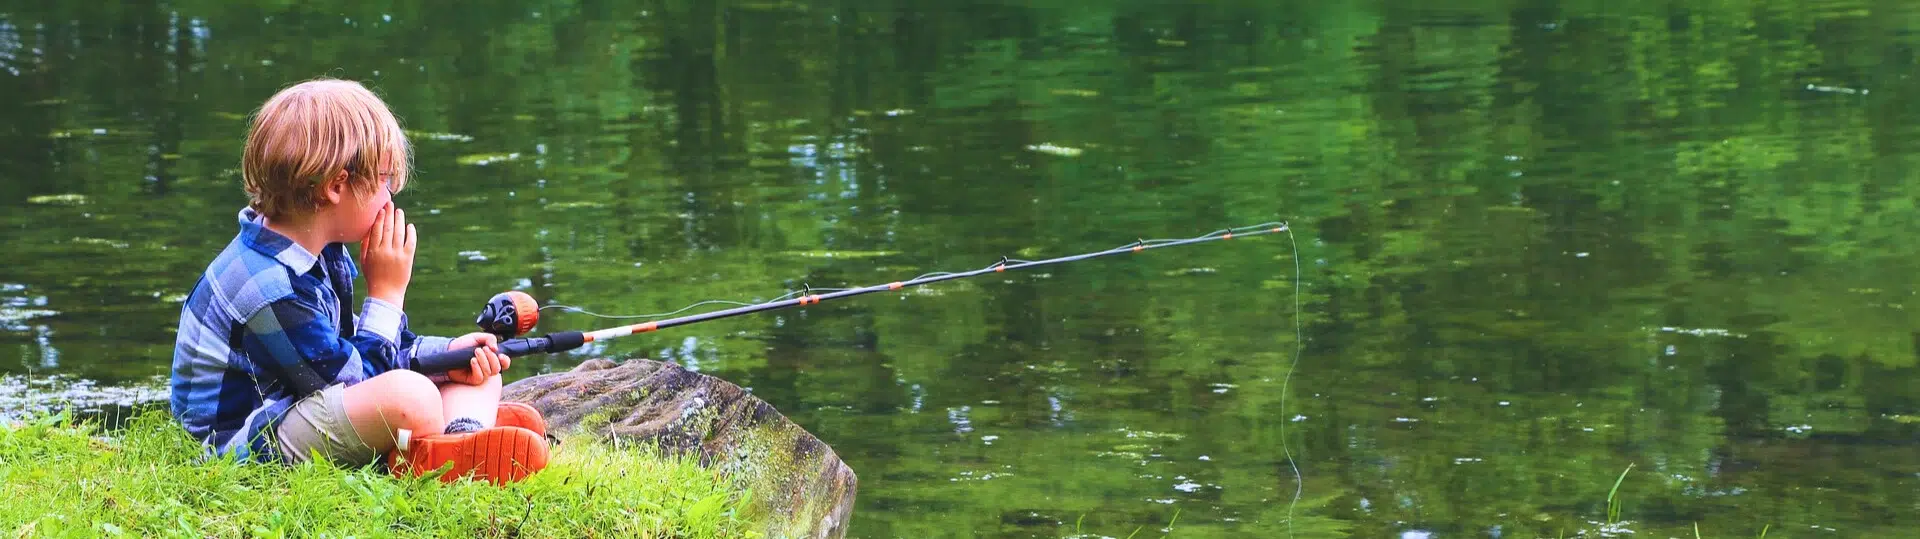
[502,359,856,539]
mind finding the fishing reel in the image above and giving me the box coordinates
[475,290,541,340]
[419,290,584,375]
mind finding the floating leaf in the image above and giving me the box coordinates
[0,307,59,325]
[781,250,900,259]
[48,128,113,139]
[456,152,522,166]
[1026,143,1084,157]
[1116,428,1185,440]
[545,200,609,210]
[738,1,810,12]
[406,130,475,142]
[27,194,89,206]
[1804,83,1867,95]
[70,237,130,249]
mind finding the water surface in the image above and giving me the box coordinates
[2,1,1916,537]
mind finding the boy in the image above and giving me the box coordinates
[169,78,549,483]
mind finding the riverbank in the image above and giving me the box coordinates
[0,411,759,537]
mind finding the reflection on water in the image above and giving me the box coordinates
[0,374,166,423]
[2,1,1917,537]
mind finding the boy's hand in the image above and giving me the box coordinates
[444,332,509,386]
[360,202,415,309]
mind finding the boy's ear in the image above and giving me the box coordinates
[320,170,351,205]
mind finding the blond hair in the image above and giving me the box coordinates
[242,78,410,219]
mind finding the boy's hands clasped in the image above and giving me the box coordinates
[359,202,509,385]
[445,332,509,385]
[360,201,415,308]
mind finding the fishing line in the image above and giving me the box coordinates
[542,264,1030,325]
[1282,223,1303,538]
[540,287,856,322]
[539,223,1285,325]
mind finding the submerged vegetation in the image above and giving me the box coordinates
[0,412,759,538]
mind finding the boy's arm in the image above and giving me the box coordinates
[351,203,501,383]
[355,203,457,377]
[356,296,452,377]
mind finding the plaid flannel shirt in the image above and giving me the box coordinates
[169,208,451,463]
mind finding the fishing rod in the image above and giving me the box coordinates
[414,222,1290,375]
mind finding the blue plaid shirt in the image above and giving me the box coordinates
[170,208,451,463]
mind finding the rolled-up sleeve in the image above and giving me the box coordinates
[358,297,455,378]
[358,297,406,344]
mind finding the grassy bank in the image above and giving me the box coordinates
[0,411,759,538]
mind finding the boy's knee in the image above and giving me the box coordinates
[343,371,448,451]
[357,370,443,425]
[377,369,437,394]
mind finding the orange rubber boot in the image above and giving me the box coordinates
[389,426,549,485]
[494,402,547,438]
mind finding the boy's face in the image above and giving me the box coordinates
[339,162,395,240]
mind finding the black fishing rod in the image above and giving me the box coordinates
[414,222,1289,374]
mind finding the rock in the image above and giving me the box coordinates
[502,358,856,539]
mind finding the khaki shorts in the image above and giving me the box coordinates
[276,384,378,466]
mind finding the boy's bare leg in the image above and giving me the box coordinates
[438,375,502,427]
[342,370,447,453]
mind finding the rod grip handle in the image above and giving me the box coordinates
[411,332,589,375]
[414,337,541,375]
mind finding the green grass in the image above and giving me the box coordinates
[1606,463,1634,524]
[0,411,760,538]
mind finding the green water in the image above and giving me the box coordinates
[3,1,1917,537]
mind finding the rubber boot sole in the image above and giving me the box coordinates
[391,426,549,485]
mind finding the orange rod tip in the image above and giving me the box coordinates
[1273,227,1282,233]
[889,282,903,290]
[1131,245,1144,252]
[994,265,1005,272]
[581,334,596,343]
[1223,232,1233,240]
[636,322,659,333]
